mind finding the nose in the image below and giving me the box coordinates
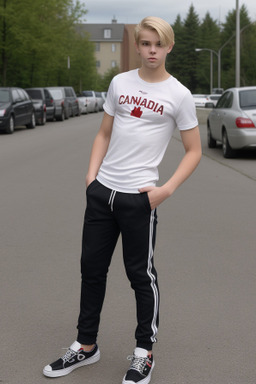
[150,45,157,54]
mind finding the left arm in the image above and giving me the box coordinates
[139,126,202,209]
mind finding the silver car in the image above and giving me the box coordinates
[207,87,256,158]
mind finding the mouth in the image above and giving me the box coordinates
[148,57,157,62]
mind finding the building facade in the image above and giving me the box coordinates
[77,19,141,76]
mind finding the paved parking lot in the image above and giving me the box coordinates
[0,113,255,384]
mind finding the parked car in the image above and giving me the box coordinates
[193,94,210,108]
[25,88,55,125]
[62,86,80,117]
[95,91,104,111]
[77,96,88,114]
[207,86,256,158]
[45,87,69,121]
[206,94,222,107]
[212,88,224,95]
[0,87,36,134]
[101,91,107,102]
[79,90,98,113]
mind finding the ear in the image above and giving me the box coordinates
[167,43,174,54]
[167,43,175,54]
[134,41,140,54]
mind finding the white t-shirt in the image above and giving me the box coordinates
[97,69,198,193]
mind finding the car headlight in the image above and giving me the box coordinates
[0,109,6,117]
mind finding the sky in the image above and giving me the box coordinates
[79,0,256,25]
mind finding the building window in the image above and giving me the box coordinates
[95,43,100,51]
[112,44,116,52]
[96,61,100,68]
[111,60,117,68]
[104,29,111,38]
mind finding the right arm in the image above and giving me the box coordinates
[85,112,114,187]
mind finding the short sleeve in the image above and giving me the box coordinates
[103,77,116,116]
[176,91,198,131]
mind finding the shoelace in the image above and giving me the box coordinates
[127,354,150,374]
[61,348,77,363]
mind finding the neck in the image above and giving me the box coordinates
[138,66,170,83]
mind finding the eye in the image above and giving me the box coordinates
[142,42,149,46]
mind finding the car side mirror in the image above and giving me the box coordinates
[205,102,215,109]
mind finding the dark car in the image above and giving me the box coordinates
[45,87,68,121]
[60,87,80,117]
[25,88,55,125]
[0,87,36,134]
[62,86,80,117]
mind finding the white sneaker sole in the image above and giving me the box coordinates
[43,349,100,378]
[122,360,155,384]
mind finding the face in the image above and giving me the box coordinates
[135,28,173,70]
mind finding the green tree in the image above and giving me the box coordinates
[167,5,201,93]
[196,13,221,93]
[220,4,253,88]
[0,0,97,88]
[181,5,201,92]
[167,15,185,78]
[98,66,120,91]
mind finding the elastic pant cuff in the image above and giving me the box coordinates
[136,342,154,351]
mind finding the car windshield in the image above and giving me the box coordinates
[49,89,63,99]
[26,90,42,99]
[82,91,93,97]
[210,95,220,100]
[239,90,256,109]
[0,90,10,103]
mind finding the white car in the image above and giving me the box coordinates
[207,86,256,158]
[95,92,104,111]
[193,94,210,108]
[80,90,98,113]
[207,94,221,106]
[77,96,88,114]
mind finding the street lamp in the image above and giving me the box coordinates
[236,0,240,87]
[195,35,237,91]
[196,18,254,91]
[195,48,218,94]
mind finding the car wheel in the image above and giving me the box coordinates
[27,112,36,129]
[39,111,46,125]
[61,109,65,121]
[207,122,216,148]
[42,111,46,125]
[222,129,235,158]
[6,115,15,134]
[65,108,70,119]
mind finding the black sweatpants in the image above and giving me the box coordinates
[77,179,159,351]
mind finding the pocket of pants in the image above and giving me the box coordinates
[86,179,97,194]
[141,192,152,212]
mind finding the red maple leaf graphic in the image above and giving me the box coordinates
[131,107,143,118]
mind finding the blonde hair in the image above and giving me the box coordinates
[134,16,175,47]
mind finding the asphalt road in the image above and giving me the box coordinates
[0,113,255,384]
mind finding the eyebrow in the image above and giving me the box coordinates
[140,40,161,44]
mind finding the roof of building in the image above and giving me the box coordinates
[77,23,125,42]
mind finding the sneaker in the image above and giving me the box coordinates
[122,347,155,384]
[43,341,100,378]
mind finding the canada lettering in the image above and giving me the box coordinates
[119,95,164,115]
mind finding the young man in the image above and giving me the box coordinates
[43,16,201,384]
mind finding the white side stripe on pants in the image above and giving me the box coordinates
[147,209,159,343]
[108,190,117,212]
